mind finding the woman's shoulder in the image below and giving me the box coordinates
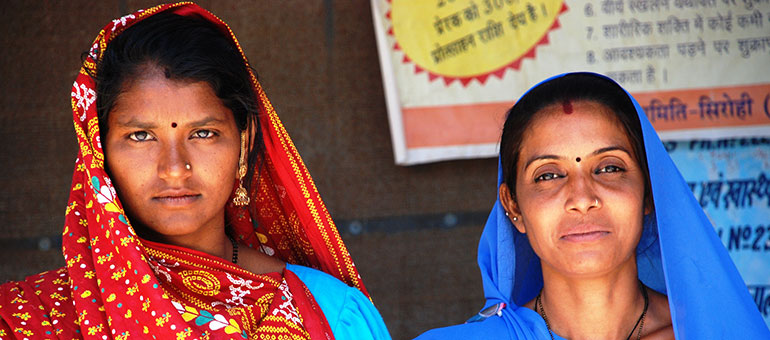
[415,304,550,340]
[286,264,391,340]
[285,263,354,293]
[415,314,511,340]
[284,263,369,316]
[0,267,77,334]
[1,267,70,306]
[1,267,68,296]
[642,289,674,340]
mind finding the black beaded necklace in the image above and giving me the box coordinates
[536,281,649,340]
[227,233,239,264]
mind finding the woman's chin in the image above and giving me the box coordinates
[551,250,627,278]
[132,216,211,242]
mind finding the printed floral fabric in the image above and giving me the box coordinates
[0,2,367,339]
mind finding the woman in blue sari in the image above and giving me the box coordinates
[417,73,769,339]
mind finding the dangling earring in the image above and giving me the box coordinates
[233,131,250,206]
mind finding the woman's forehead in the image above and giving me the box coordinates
[519,101,631,156]
[108,73,232,127]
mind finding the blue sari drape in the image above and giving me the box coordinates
[416,73,770,339]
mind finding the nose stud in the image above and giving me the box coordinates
[594,198,599,206]
[185,163,191,170]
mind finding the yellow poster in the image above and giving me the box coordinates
[372,0,770,165]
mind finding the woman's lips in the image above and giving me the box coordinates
[561,230,610,242]
[153,192,201,207]
[560,224,610,242]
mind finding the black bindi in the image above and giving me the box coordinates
[171,122,177,128]
[576,157,581,162]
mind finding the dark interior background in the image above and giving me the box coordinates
[0,1,501,339]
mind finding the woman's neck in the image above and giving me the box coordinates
[137,222,231,261]
[539,257,644,340]
[174,232,231,261]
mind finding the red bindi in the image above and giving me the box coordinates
[171,122,177,128]
[576,157,581,162]
[562,100,573,114]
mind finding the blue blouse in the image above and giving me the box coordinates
[288,263,392,340]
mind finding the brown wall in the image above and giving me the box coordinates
[0,1,499,339]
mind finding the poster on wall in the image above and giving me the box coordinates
[668,137,770,327]
[371,0,770,165]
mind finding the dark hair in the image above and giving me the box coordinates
[499,73,650,202]
[93,11,263,189]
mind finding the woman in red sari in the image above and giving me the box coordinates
[0,3,390,339]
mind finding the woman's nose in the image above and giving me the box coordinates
[564,173,600,214]
[158,142,192,181]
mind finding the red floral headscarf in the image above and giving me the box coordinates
[0,2,366,339]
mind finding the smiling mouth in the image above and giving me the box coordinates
[561,231,610,242]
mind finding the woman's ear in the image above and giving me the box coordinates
[499,184,525,234]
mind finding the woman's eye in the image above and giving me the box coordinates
[128,131,152,142]
[535,172,563,183]
[192,130,216,139]
[596,165,625,174]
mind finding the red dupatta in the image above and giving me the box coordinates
[0,2,366,339]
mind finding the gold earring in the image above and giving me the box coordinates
[233,131,250,206]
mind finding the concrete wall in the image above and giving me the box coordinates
[0,1,500,339]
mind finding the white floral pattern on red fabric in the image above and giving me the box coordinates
[273,279,301,325]
[211,273,266,309]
